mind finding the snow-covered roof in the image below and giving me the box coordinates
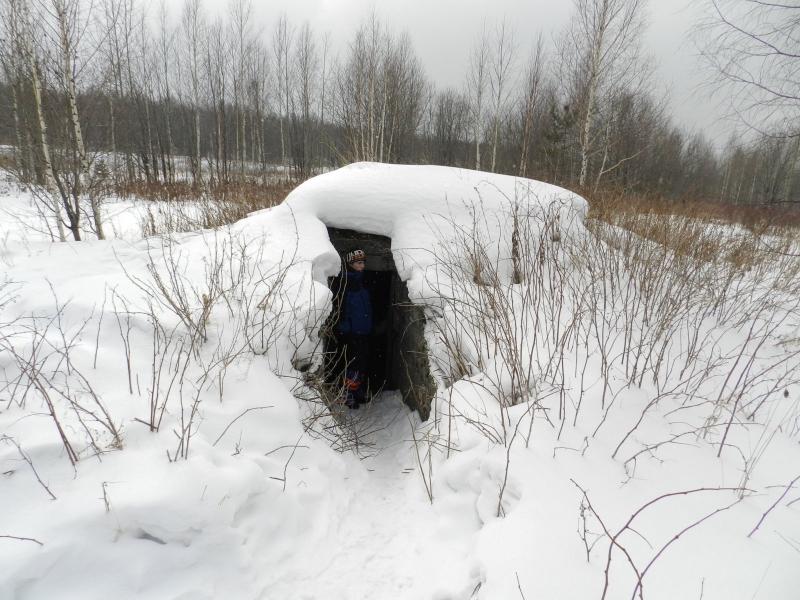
[243,162,588,286]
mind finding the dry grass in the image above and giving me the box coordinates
[116,180,297,211]
[587,189,800,232]
[116,180,300,236]
[585,189,800,269]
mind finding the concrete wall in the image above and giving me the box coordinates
[390,279,437,421]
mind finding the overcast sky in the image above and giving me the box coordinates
[201,0,730,145]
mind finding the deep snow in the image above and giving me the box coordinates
[1,163,799,600]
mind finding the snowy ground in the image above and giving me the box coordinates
[1,164,799,600]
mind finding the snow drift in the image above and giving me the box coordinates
[1,163,799,600]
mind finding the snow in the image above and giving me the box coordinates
[276,161,587,284]
[2,162,799,600]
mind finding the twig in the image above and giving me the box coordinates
[93,287,107,369]
[0,435,57,500]
[748,474,800,538]
[775,532,800,554]
[268,435,306,493]
[212,405,273,447]
[516,572,527,600]
[264,443,310,457]
[409,415,434,504]
[631,499,742,599]
[0,535,43,546]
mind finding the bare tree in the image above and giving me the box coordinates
[701,0,800,138]
[206,20,230,184]
[99,0,129,182]
[10,0,69,240]
[0,0,785,203]
[430,88,470,166]
[334,15,427,164]
[247,39,270,177]
[0,2,35,183]
[317,30,332,171]
[50,0,103,238]
[273,13,294,179]
[335,14,382,162]
[488,20,516,173]
[563,0,648,188]
[229,0,254,179]
[466,24,490,170]
[154,0,176,184]
[181,0,206,186]
[291,21,320,178]
[517,35,546,178]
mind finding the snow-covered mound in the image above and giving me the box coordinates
[241,161,586,288]
[1,163,799,600]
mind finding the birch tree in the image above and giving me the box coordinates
[335,16,383,162]
[181,0,205,186]
[99,0,129,182]
[246,41,269,177]
[334,17,427,164]
[206,21,230,184]
[11,0,69,240]
[273,14,293,179]
[466,25,490,170]
[318,31,331,171]
[155,0,176,184]
[229,0,253,178]
[564,0,647,188]
[488,20,516,173]
[291,22,319,178]
[50,0,112,238]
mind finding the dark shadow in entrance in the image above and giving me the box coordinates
[324,228,436,420]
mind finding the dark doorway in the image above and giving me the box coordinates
[327,269,393,396]
[324,228,436,419]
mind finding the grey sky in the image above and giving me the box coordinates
[208,0,729,144]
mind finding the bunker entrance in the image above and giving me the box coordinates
[324,228,436,420]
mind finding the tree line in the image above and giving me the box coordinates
[0,0,798,241]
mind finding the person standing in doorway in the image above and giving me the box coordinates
[336,249,373,408]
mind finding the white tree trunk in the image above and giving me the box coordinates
[55,0,101,238]
[18,0,67,241]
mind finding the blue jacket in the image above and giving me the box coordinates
[338,271,373,335]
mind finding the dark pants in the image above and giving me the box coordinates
[340,334,370,401]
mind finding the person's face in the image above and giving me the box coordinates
[350,260,366,271]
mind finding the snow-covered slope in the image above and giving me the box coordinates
[1,163,799,600]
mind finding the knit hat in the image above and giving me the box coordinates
[346,249,366,264]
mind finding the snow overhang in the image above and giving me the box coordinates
[278,162,588,287]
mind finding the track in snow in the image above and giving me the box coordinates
[262,391,477,600]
